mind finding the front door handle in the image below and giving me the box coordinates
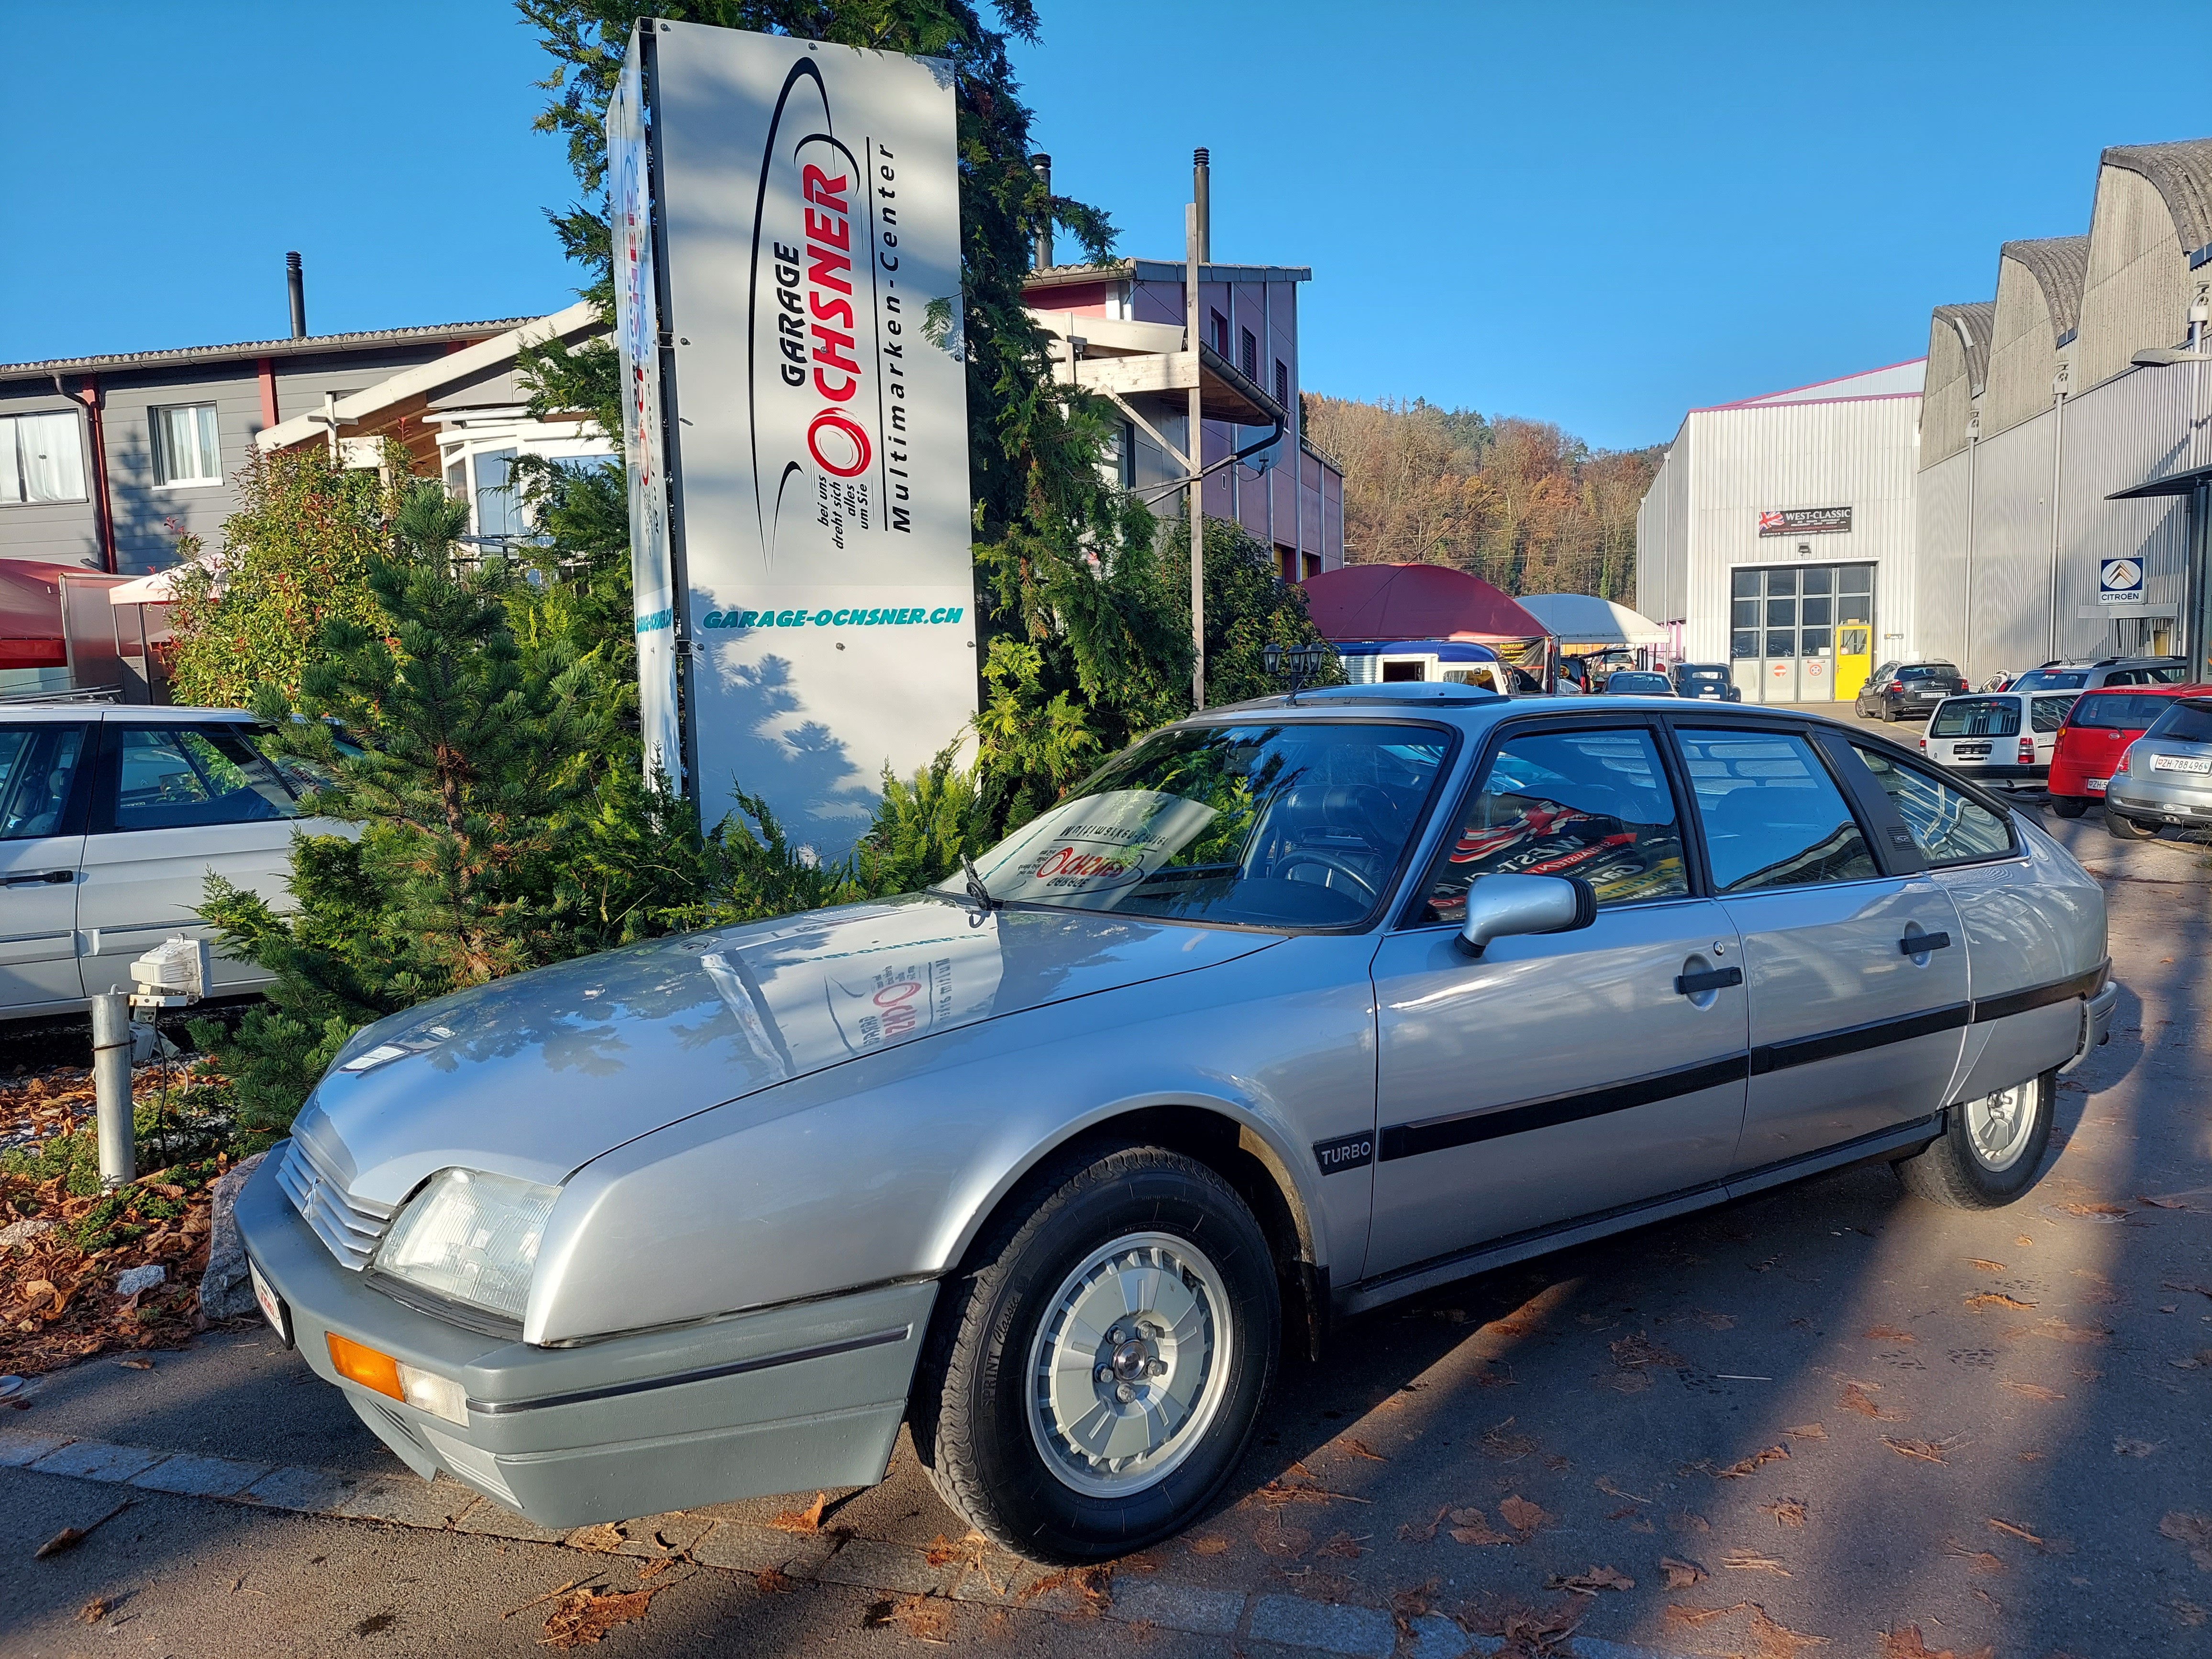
[1899,931,1952,954]
[0,870,73,888]
[1675,965,1743,996]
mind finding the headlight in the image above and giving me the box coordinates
[374,1168,558,1323]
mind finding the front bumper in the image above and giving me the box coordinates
[236,1150,934,1528]
[2104,772,2212,823]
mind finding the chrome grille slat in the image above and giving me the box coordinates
[277,1138,394,1272]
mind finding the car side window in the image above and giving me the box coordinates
[111,726,302,831]
[1848,745,2014,865]
[0,725,86,841]
[2031,695,2075,733]
[2102,669,2147,686]
[1414,727,1689,925]
[1675,728,1877,892]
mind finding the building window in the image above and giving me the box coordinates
[1211,310,1228,355]
[0,411,88,505]
[1239,327,1257,380]
[151,404,221,487]
[472,447,525,540]
[1274,359,1289,409]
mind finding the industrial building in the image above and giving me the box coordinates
[1914,139,2212,683]
[1635,360,1924,703]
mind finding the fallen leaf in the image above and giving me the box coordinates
[753,1567,793,1594]
[1256,1516,1311,1558]
[1693,1310,1737,1330]
[2061,1202,2129,1217]
[1712,1444,1791,1479]
[2013,1317,2110,1345]
[77,1597,109,1624]
[1661,1556,1708,1588]
[540,1586,661,1648]
[1883,1437,1955,1466]
[1761,1497,1807,1529]
[767,1492,827,1535]
[1667,1601,1749,1628]
[1783,1422,1827,1441]
[1546,1564,1634,1594]
[1672,1509,1712,1533]
[2170,1598,2207,1626]
[1498,1494,1558,1534]
[2160,1512,2212,1571]
[2016,1233,2033,1247]
[1943,1540,2004,1573]
[2171,1350,2212,1371]
[2115,1437,2159,1457]
[1966,1259,2006,1272]
[2163,1281,2212,1301]
[1840,1381,1905,1421]
[2139,1195,2191,1209]
[1747,1604,1830,1657]
[116,1358,153,1371]
[1864,1324,1917,1344]
[34,1498,130,1559]
[1389,1579,1438,1626]
[1877,1623,1994,1659]
[1314,1531,1366,1560]
[1595,1475,1652,1502]
[1459,1591,1585,1647]
[1447,1508,1514,1547]
[1337,1436,1386,1462]
[1188,1536,1229,1557]
[1480,1417,1538,1460]
[2000,1380,2064,1401]
[1986,1517,2043,1546]
[1965,1292,2035,1312]
[1721,1548,1792,1576]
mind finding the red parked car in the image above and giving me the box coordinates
[2046,683,2212,816]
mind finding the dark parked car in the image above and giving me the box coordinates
[1856,661,1968,722]
[1601,670,1674,696]
[1671,663,1742,702]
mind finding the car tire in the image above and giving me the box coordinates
[2048,796,2087,819]
[2104,806,2158,840]
[911,1143,1280,1564]
[1894,1069,2056,1209]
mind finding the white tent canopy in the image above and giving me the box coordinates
[107,554,220,606]
[1515,593,1670,648]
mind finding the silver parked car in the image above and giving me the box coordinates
[237,686,2115,1562]
[2101,693,2212,838]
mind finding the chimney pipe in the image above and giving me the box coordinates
[1030,155,1053,271]
[1192,148,1210,264]
[286,251,306,340]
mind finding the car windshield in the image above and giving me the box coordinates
[1899,664,1961,682]
[1607,673,1670,693]
[945,721,1450,929]
[2144,698,2212,744]
[2011,669,2088,691]
[2068,692,2169,730]
[1930,697,2020,738]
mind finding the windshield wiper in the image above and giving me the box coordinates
[960,853,1001,912]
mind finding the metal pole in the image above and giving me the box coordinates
[92,992,133,1190]
[2046,380,2067,663]
[1961,427,1978,681]
[1187,194,1205,710]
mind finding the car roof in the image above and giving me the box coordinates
[0,704,255,723]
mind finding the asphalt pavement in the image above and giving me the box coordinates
[3,711,2209,1658]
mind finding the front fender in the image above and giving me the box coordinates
[527,934,1377,1345]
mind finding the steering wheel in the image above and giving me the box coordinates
[1276,850,1381,904]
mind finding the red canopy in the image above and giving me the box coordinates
[1301,562,1549,643]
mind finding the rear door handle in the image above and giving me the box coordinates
[0,870,74,888]
[1900,931,1952,954]
[1675,965,1743,995]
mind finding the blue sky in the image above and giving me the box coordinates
[6,2,2207,451]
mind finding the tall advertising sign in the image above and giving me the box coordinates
[608,39,683,788]
[620,20,976,860]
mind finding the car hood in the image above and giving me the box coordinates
[291,896,1283,1208]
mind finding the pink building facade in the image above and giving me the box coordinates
[1023,259,1345,579]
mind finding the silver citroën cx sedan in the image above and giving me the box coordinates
[238,685,2114,1562]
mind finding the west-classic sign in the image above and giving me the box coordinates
[1758,506,1852,536]
[614,20,974,860]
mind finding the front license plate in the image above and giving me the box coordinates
[1954,743,1991,759]
[249,1259,292,1348]
[2151,752,2212,774]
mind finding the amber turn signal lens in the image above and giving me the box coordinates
[326,1332,404,1401]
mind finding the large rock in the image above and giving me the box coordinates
[198,1150,268,1321]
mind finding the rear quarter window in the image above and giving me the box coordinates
[2144,699,2212,744]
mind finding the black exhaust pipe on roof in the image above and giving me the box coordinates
[287,251,306,339]
[1030,155,1052,270]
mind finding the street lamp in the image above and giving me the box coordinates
[1263,641,1328,698]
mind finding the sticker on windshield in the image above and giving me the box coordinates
[977,790,1223,901]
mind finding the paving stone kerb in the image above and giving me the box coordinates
[0,1426,1692,1659]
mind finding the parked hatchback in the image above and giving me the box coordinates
[2046,685,2212,817]
[2101,695,2212,839]
[1856,661,1968,721]
[1921,691,2078,789]
[240,686,2113,1563]
[0,707,346,1018]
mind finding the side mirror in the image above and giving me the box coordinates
[1457,874,1598,957]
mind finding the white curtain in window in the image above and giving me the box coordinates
[154,404,220,485]
[10,413,87,503]
[0,419,20,504]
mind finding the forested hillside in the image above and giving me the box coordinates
[1303,396,1661,605]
